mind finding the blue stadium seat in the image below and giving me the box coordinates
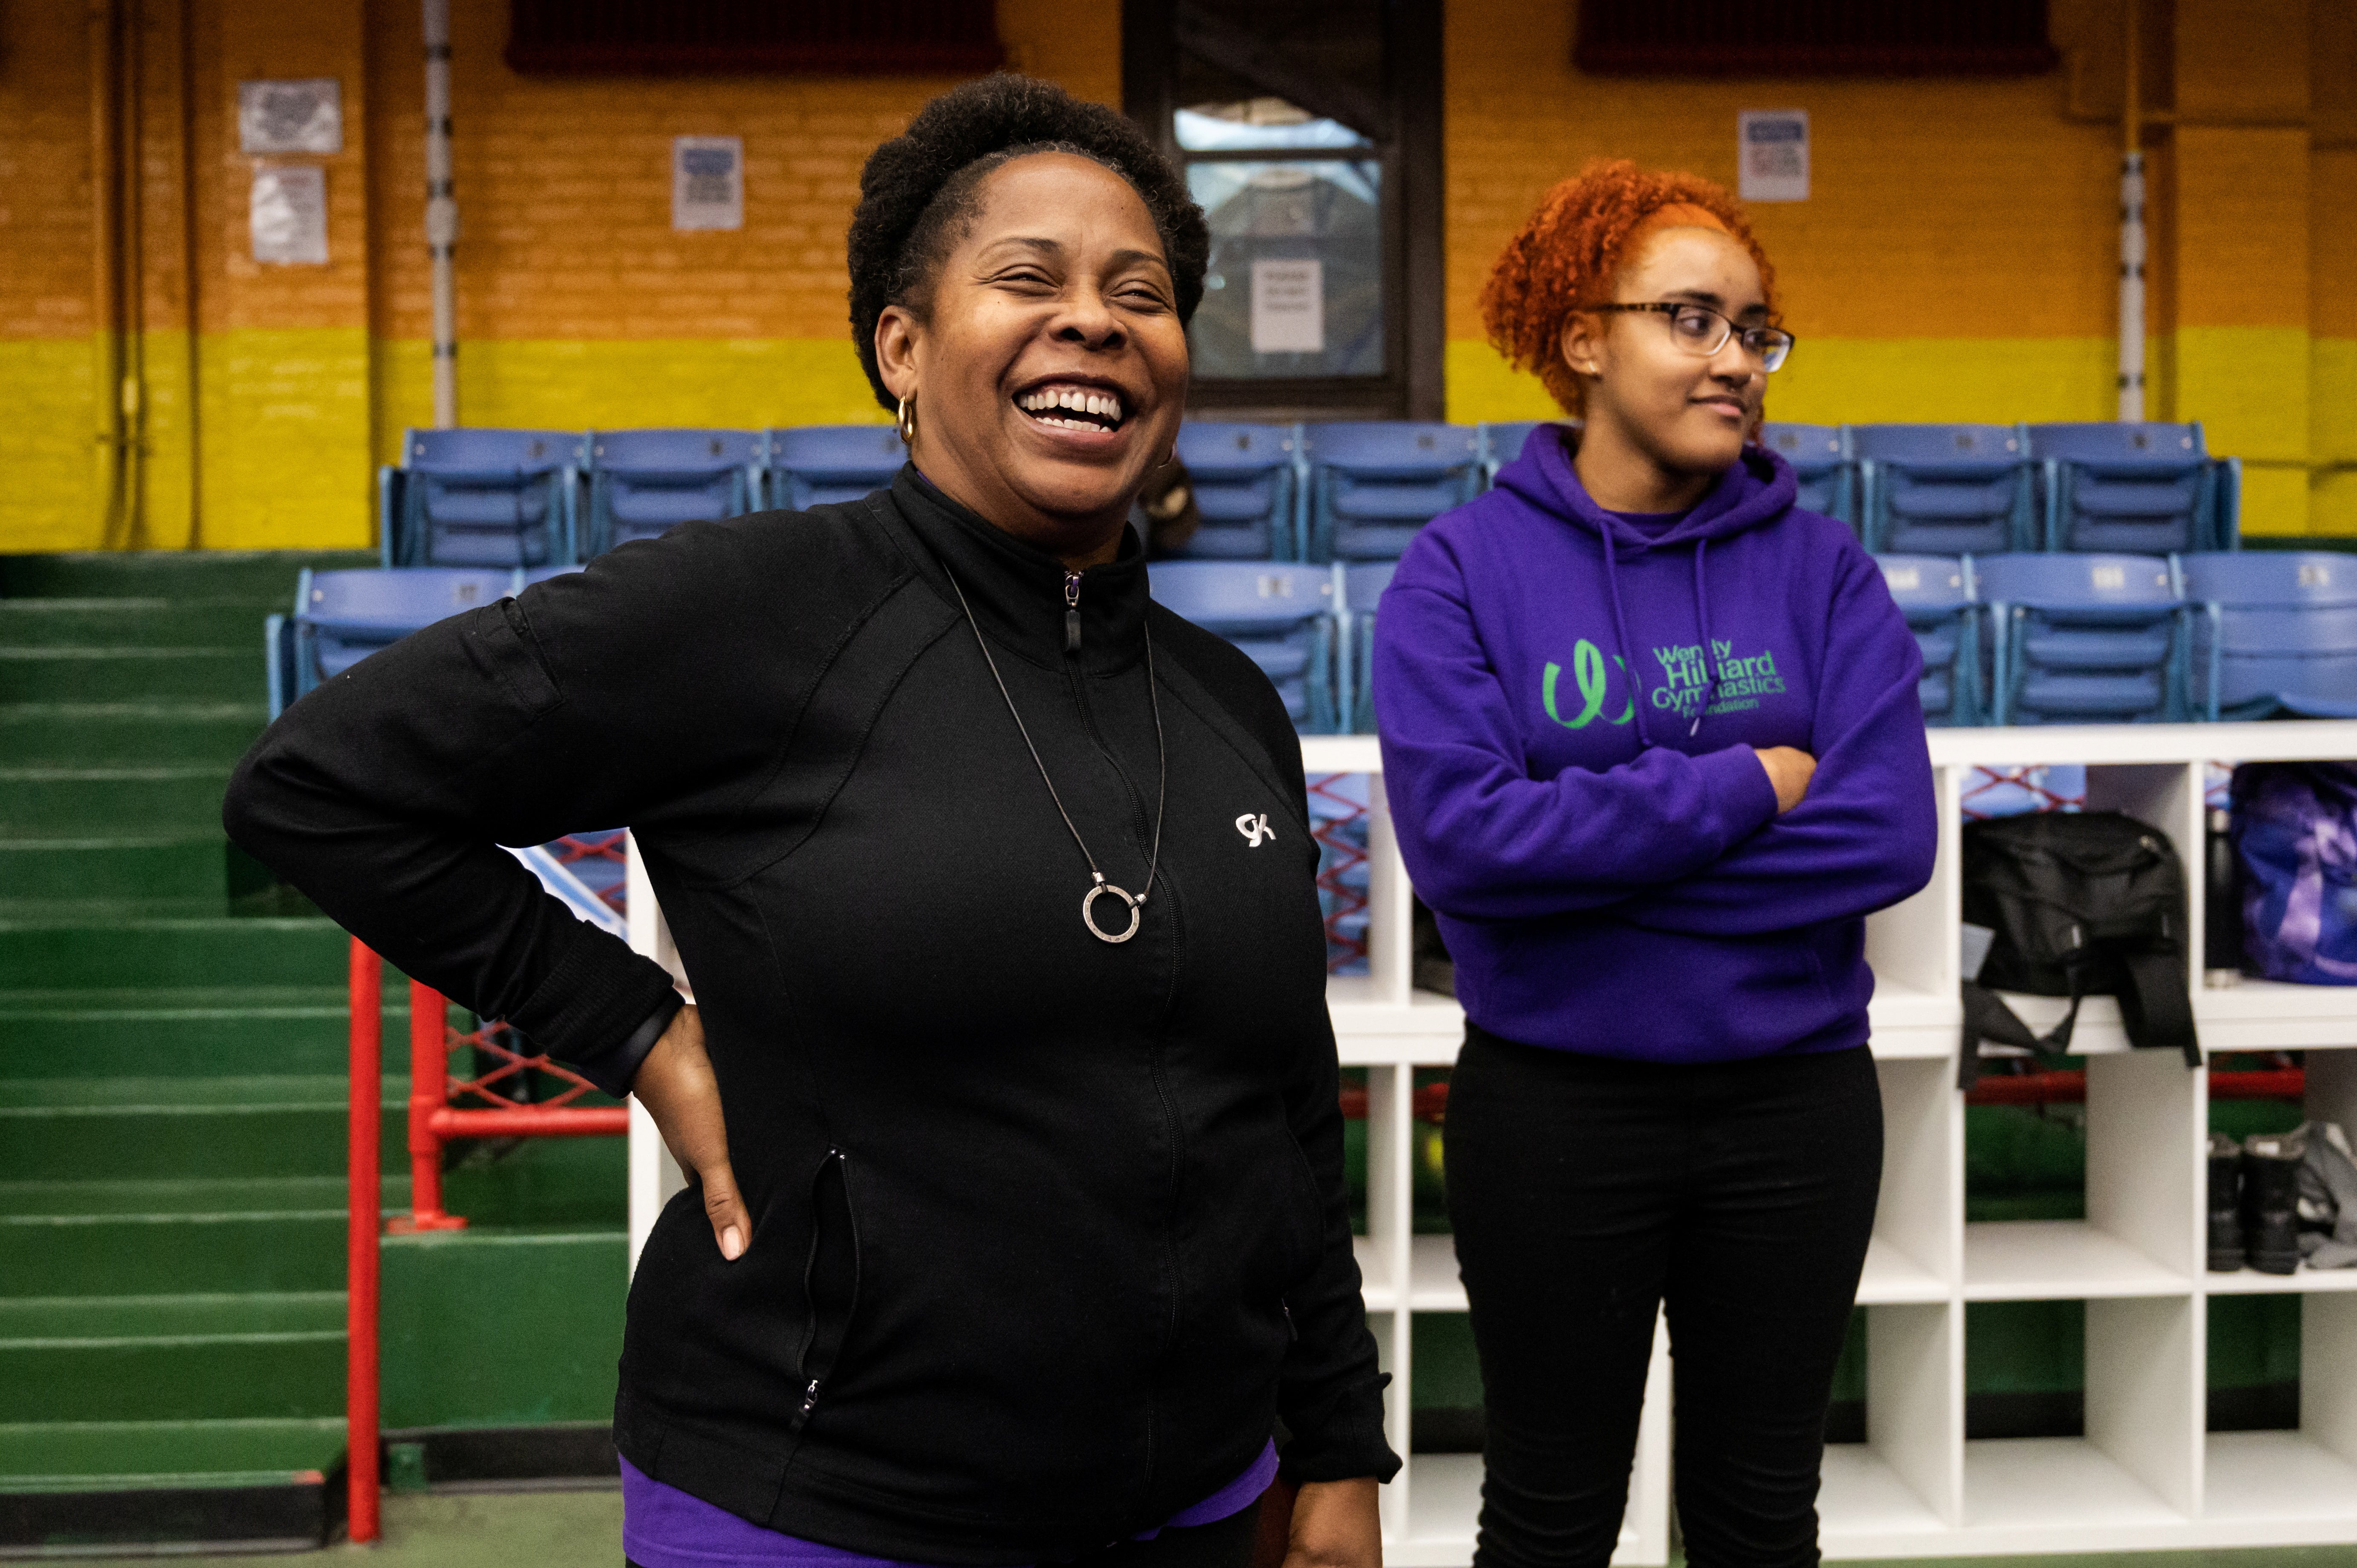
[1149,562,1340,732]
[1874,555,1981,725]
[1340,562,1396,734]
[1972,553,2188,724]
[584,428,763,556]
[289,568,515,704]
[1853,423,2034,556]
[2027,422,2234,554]
[1167,422,1301,559]
[1479,420,1565,483]
[383,428,582,568]
[263,613,297,723]
[2180,551,2357,719]
[1301,423,1483,563]
[1758,422,1855,527]
[767,425,907,511]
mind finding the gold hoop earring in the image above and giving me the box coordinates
[897,395,917,446]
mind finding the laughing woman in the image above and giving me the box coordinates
[1372,162,1937,1568]
[225,76,1393,1568]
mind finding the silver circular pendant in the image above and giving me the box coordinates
[1082,883,1142,944]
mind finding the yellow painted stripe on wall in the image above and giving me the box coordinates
[2316,341,2357,531]
[199,328,375,551]
[2177,324,2315,537]
[0,340,101,552]
[374,338,891,465]
[9,331,2349,552]
[2318,339,2357,466]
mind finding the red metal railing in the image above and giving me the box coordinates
[346,941,380,1544]
[1960,764,2086,820]
[346,938,630,1539]
[1964,1065,2305,1105]
[1309,774,1371,972]
[389,976,628,1233]
[549,828,629,914]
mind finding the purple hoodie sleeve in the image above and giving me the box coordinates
[1613,546,1937,935]
[1372,565,1782,921]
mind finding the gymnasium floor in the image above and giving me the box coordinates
[51,1489,2357,1568]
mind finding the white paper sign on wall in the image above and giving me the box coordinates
[250,166,329,265]
[1738,110,1810,202]
[239,79,343,154]
[1250,259,1324,354]
[673,136,744,232]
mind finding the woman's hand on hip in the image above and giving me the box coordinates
[1284,1477,1382,1568]
[629,1004,750,1261]
[1752,745,1818,814]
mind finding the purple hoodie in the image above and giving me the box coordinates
[1371,426,1937,1062]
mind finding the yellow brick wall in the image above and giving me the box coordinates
[0,0,2345,549]
[1444,0,2135,426]
[0,0,104,550]
[2311,0,2357,531]
[363,0,1123,460]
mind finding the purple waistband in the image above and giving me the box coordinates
[621,1441,1277,1568]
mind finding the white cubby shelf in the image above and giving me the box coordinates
[1293,722,2357,1564]
[627,724,2357,1565]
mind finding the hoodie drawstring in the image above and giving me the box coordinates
[1691,537,1717,737]
[1599,521,1719,747]
[1597,515,1654,749]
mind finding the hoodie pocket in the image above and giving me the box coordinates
[789,1148,861,1439]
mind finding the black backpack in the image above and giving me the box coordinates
[1958,809,2201,1088]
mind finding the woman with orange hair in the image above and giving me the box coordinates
[1371,162,1938,1565]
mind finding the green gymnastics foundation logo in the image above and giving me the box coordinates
[1544,637,1786,728]
[1542,641,1631,728]
[1652,638,1786,718]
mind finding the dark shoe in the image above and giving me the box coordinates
[2244,1131,2308,1275]
[2209,1131,2245,1271]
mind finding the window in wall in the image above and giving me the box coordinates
[1124,0,1444,420]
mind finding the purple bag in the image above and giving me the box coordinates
[2233,763,2357,984]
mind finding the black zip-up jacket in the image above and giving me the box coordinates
[223,469,1397,1562]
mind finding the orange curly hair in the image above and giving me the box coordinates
[1480,159,1777,419]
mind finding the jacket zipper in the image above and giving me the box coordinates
[788,1148,854,1438]
[1059,565,1181,1510]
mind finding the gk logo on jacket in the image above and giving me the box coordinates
[1236,812,1274,846]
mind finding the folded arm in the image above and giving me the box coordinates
[1614,551,1938,936]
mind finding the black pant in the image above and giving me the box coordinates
[1445,1032,1882,1568]
[625,1490,1261,1568]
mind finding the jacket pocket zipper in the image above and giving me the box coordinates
[789,1148,859,1439]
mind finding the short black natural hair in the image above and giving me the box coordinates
[847,74,1209,413]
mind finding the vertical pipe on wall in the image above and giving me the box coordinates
[2118,0,2148,423]
[88,0,126,543]
[117,0,148,547]
[176,0,201,545]
[423,0,459,428]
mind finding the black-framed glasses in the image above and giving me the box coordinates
[1592,302,1795,372]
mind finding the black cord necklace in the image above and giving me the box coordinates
[943,566,1167,944]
